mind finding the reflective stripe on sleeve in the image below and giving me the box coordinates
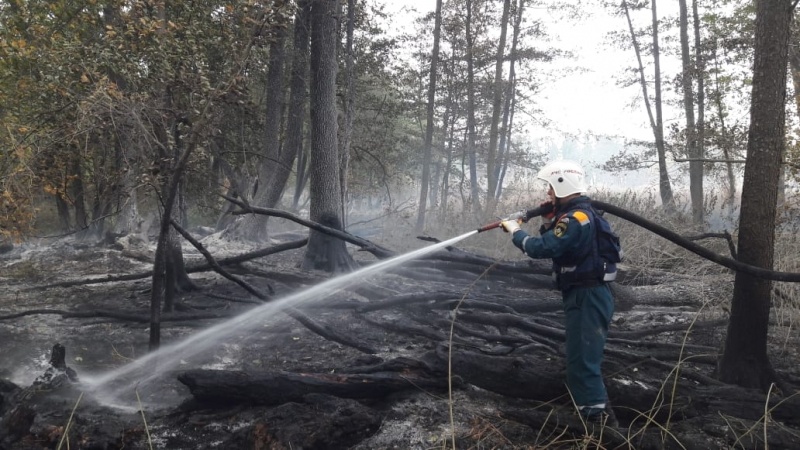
[521,236,531,255]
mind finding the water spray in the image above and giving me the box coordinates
[476,203,554,233]
[80,230,481,410]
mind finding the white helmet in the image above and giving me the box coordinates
[537,160,587,198]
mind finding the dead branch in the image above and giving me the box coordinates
[223,195,395,259]
[284,307,378,354]
[170,219,269,301]
[685,231,737,259]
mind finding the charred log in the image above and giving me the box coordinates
[177,367,450,406]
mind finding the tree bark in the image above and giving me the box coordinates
[340,0,356,227]
[302,0,356,272]
[717,0,794,390]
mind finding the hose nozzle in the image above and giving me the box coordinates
[476,203,554,233]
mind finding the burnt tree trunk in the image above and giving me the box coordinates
[302,0,355,273]
[717,0,793,390]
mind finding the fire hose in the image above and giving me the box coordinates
[479,199,800,283]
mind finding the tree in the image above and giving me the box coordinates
[415,0,444,232]
[340,0,356,226]
[143,0,294,349]
[226,0,298,241]
[484,0,511,215]
[302,0,356,272]
[621,0,675,210]
[0,0,116,238]
[678,0,702,223]
[692,0,706,217]
[437,50,462,221]
[709,41,739,207]
[493,0,525,201]
[287,0,312,213]
[465,0,481,217]
[717,0,794,390]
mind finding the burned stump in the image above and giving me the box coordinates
[0,343,79,448]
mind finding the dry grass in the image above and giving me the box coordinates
[56,392,84,450]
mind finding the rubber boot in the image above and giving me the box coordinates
[582,404,619,428]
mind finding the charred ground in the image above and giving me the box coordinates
[1,227,800,450]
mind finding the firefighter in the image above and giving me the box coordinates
[500,159,619,427]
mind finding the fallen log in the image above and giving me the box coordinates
[177,368,450,406]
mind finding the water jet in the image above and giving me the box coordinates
[79,231,478,409]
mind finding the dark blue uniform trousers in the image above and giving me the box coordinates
[563,284,614,407]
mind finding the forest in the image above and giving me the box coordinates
[2,0,800,449]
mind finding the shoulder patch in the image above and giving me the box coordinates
[572,210,590,225]
[553,221,568,237]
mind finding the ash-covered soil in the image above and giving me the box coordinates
[1,230,799,449]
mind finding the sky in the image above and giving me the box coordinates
[377,0,683,143]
